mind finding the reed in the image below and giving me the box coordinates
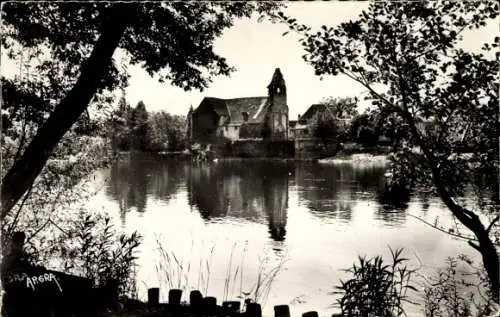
[203,243,216,296]
[154,238,285,310]
[249,255,287,305]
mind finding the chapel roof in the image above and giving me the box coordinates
[196,96,270,124]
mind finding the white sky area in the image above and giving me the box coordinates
[1,2,498,119]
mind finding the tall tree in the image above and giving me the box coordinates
[108,94,133,151]
[349,110,378,147]
[319,96,358,119]
[319,96,359,142]
[147,111,169,152]
[312,113,338,147]
[131,101,149,151]
[1,2,283,219]
[165,114,187,151]
[282,1,500,302]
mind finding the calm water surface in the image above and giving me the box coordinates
[88,153,478,316]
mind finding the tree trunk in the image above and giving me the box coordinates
[1,5,133,220]
[478,231,500,302]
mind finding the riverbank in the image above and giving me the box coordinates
[317,153,389,166]
[115,151,390,165]
[213,157,319,163]
[116,150,191,158]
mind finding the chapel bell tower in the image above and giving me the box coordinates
[266,68,289,139]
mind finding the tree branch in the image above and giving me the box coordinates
[6,183,34,235]
[407,213,476,242]
[412,19,471,60]
[487,215,500,233]
[437,107,458,142]
[25,218,53,244]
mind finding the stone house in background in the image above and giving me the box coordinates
[288,116,308,139]
[289,103,354,139]
[186,68,289,145]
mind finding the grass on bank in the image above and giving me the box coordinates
[154,238,287,309]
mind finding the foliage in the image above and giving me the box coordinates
[151,112,187,152]
[1,77,114,234]
[349,110,378,147]
[2,2,282,94]
[280,0,500,300]
[312,97,358,143]
[1,126,114,241]
[1,1,284,219]
[312,116,337,143]
[349,107,411,148]
[382,114,412,149]
[130,101,149,151]
[334,248,417,317]
[423,255,500,317]
[106,97,187,152]
[319,96,358,120]
[24,211,142,298]
[108,95,134,151]
[0,45,139,296]
[69,213,141,297]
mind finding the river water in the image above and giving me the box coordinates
[87,153,479,316]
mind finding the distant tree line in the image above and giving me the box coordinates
[310,97,407,150]
[349,108,411,149]
[108,96,187,152]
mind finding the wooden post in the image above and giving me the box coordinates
[274,305,290,317]
[223,301,241,313]
[303,312,319,317]
[147,288,159,307]
[203,296,217,315]
[204,296,217,307]
[189,290,203,310]
[246,302,262,317]
[168,289,182,306]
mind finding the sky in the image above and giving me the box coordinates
[1,2,498,119]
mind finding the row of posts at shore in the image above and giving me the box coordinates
[146,287,343,317]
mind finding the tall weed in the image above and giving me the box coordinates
[333,247,418,317]
[23,211,142,297]
[155,238,286,309]
[423,255,499,317]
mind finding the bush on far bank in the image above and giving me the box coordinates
[339,142,392,155]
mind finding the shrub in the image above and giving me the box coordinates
[24,211,142,298]
[334,247,417,317]
[69,213,142,297]
[423,255,500,317]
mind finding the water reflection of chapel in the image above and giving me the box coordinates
[187,161,289,242]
